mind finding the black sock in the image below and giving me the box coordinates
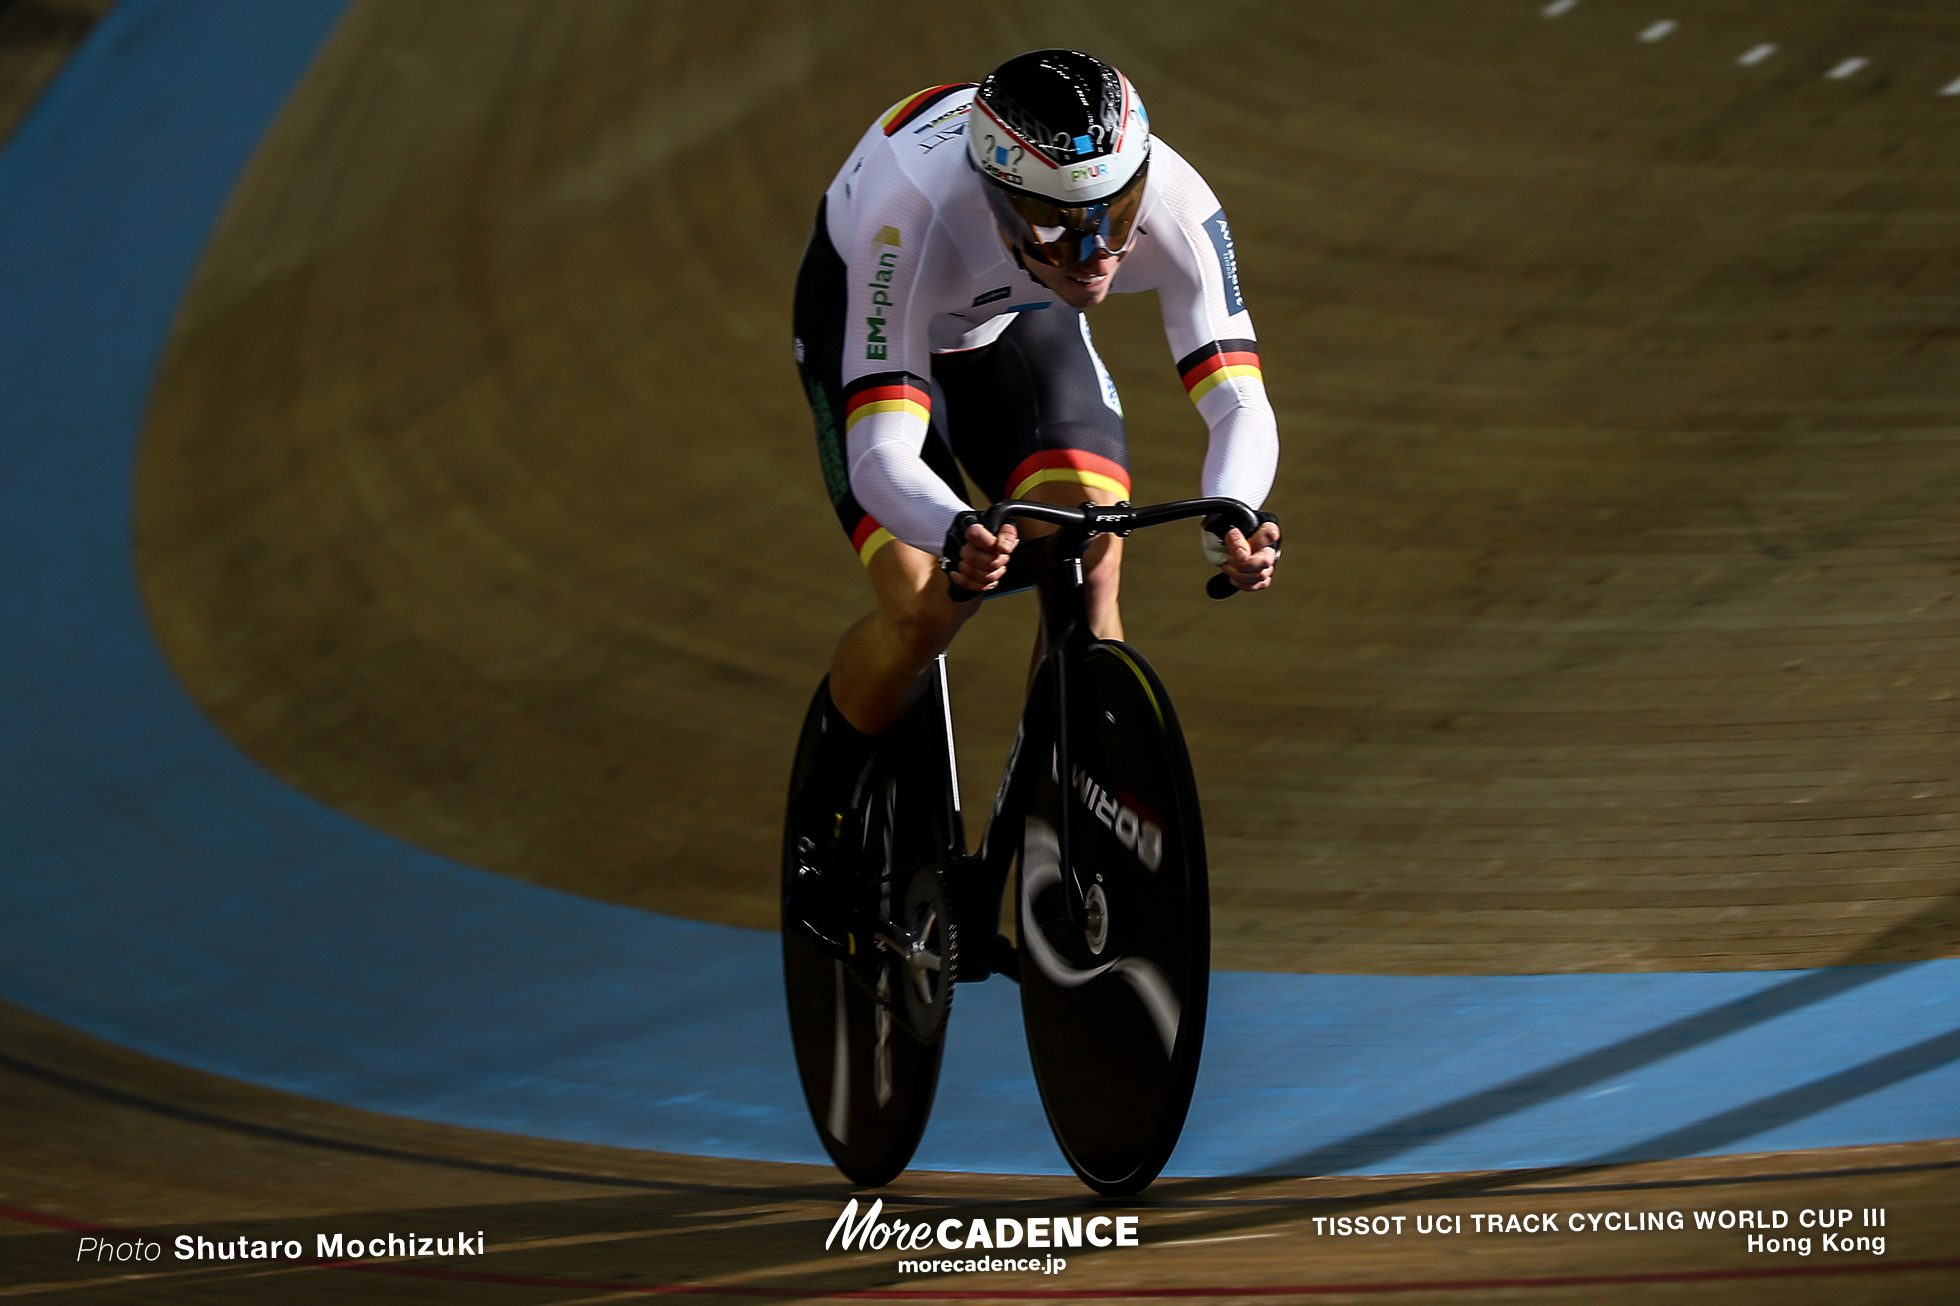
[802,680,881,829]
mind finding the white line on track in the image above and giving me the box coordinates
[1155,1232,1283,1248]
[1532,8,1960,98]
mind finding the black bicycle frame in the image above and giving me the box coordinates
[944,497,1258,971]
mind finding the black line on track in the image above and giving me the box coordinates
[1142,1155,1960,1208]
[3,1045,1955,1212]
[0,1046,837,1201]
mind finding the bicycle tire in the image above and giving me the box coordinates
[781,676,957,1187]
[1017,640,1209,1195]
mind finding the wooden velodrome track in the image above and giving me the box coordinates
[4,0,1959,1301]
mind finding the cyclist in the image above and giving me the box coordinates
[788,50,1280,952]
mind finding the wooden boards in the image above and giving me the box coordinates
[134,1,1960,972]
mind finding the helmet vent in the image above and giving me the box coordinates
[979,51,1126,165]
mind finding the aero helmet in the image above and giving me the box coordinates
[968,50,1152,268]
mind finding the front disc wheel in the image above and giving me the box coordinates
[1017,641,1208,1195]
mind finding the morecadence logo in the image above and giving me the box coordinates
[824,1199,1140,1277]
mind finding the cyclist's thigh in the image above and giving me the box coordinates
[794,196,967,571]
[931,307,1131,514]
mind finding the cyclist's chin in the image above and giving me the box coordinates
[1028,256,1119,309]
[1043,274,1112,310]
[1060,279,1113,309]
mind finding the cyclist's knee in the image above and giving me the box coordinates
[900,571,985,645]
[1083,533,1123,611]
[866,543,973,658]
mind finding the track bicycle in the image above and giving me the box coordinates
[781,496,1265,1195]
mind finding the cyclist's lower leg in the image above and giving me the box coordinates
[829,540,980,733]
[788,541,977,955]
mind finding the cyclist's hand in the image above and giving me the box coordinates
[1218,520,1280,592]
[951,520,1018,593]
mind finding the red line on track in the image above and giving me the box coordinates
[0,1204,97,1231]
[366,1259,1960,1298]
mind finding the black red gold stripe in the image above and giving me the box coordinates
[1005,449,1130,501]
[880,84,973,136]
[843,372,931,432]
[1176,338,1262,403]
[849,514,894,565]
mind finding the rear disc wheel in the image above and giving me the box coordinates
[782,682,956,1187]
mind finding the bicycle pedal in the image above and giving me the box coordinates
[782,878,878,963]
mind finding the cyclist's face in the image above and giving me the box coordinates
[1022,247,1125,309]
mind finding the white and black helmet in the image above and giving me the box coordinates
[968,50,1152,268]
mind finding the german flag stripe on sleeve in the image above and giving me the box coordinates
[1176,338,1262,403]
[843,373,932,431]
[880,83,974,136]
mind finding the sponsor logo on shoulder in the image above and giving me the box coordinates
[911,102,970,152]
[918,124,966,153]
[1202,208,1245,315]
[971,286,1011,307]
[911,103,969,134]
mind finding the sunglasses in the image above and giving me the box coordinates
[984,162,1149,269]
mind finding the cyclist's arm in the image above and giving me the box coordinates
[833,183,971,556]
[1118,141,1279,588]
[1121,141,1278,516]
